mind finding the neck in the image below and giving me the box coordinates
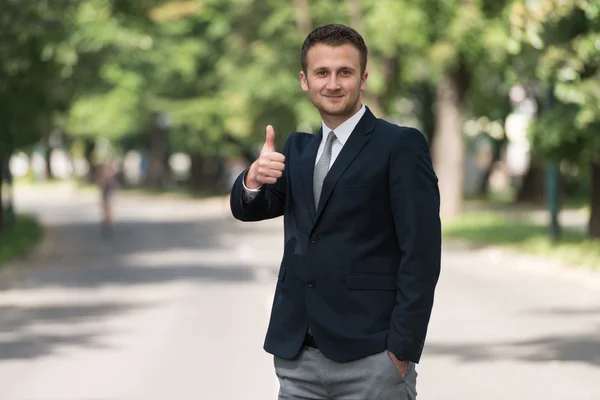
[321,103,362,131]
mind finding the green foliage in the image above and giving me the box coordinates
[1,0,598,166]
[511,0,600,164]
[529,104,600,164]
[0,214,43,266]
[0,0,80,154]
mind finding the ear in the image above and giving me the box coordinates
[300,71,309,92]
[360,71,368,91]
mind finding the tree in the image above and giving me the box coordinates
[0,0,80,233]
[412,0,513,218]
[57,0,165,182]
[509,0,600,238]
[340,0,513,218]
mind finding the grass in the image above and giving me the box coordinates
[0,214,44,267]
[443,212,600,270]
[465,189,590,213]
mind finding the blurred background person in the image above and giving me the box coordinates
[97,161,117,237]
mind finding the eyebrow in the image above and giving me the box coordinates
[312,66,356,73]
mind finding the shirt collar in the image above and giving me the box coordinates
[322,104,366,145]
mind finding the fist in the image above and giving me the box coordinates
[245,125,286,189]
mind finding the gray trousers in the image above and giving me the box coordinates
[274,347,417,400]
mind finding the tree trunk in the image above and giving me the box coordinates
[0,158,4,235]
[345,0,386,117]
[477,138,502,196]
[516,164,546,203]
[145,115,167,188]
[379,56,400,116]
[293,0,312,35]
[189,154,205,192]
[188,154,224,193]
[44,146,54,180]
[415,83,436,144]
[0,155,5,235]
[84,139,96,183]
[588,161,600,239]
[432,70,468,218]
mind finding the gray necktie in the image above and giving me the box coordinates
[313,131,337,208]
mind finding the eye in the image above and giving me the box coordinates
[316,70,326,76]
[341,70,352,75]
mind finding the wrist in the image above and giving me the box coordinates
[244,163,261,189]
[388,350,407,363]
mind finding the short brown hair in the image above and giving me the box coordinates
[300,24,368,74]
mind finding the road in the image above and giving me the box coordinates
[0,183,599,400]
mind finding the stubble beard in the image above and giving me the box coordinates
[305,78,362,121]
[310,90,361,119]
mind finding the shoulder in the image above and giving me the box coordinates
[277,132,317,157]
[284,131,318,148]
[375,119,425,141]
[375,119,430,150]
[287,131,314,142]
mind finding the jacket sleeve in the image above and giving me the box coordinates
[386,128,441,364]
[229,133,294,222]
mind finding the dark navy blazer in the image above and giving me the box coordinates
[230,107,441,363]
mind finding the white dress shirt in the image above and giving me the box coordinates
[243,104,366,199]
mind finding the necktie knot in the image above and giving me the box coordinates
[326,131,337,144]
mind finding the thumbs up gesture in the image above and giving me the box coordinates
[245,125,286,189]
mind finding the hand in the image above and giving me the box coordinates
[387,351,409,378]
[245,125,286,189]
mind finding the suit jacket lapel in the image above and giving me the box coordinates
[298,127,322,222]
[315,108,376,222]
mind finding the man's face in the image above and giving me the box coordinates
[300,43,367,121]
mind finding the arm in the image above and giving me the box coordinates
[387,128,441,364]
[230,133,294,222]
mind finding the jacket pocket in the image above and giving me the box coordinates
[344,273,396,291]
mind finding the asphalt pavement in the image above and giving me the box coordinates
[0,183,598,400]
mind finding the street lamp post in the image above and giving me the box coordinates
[545,161,561,242]
[544,86,561,243]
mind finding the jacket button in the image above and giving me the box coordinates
[306,279,316,288]
[310,235,318,243]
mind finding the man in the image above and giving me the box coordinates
[97,161,117,237]
[230,24,441,399]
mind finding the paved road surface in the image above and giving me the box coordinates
[0,184,598,400]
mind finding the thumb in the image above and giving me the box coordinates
[264,125,275,152]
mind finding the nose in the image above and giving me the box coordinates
[325,75,341,90]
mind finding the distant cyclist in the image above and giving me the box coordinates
[97,162,117,237]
